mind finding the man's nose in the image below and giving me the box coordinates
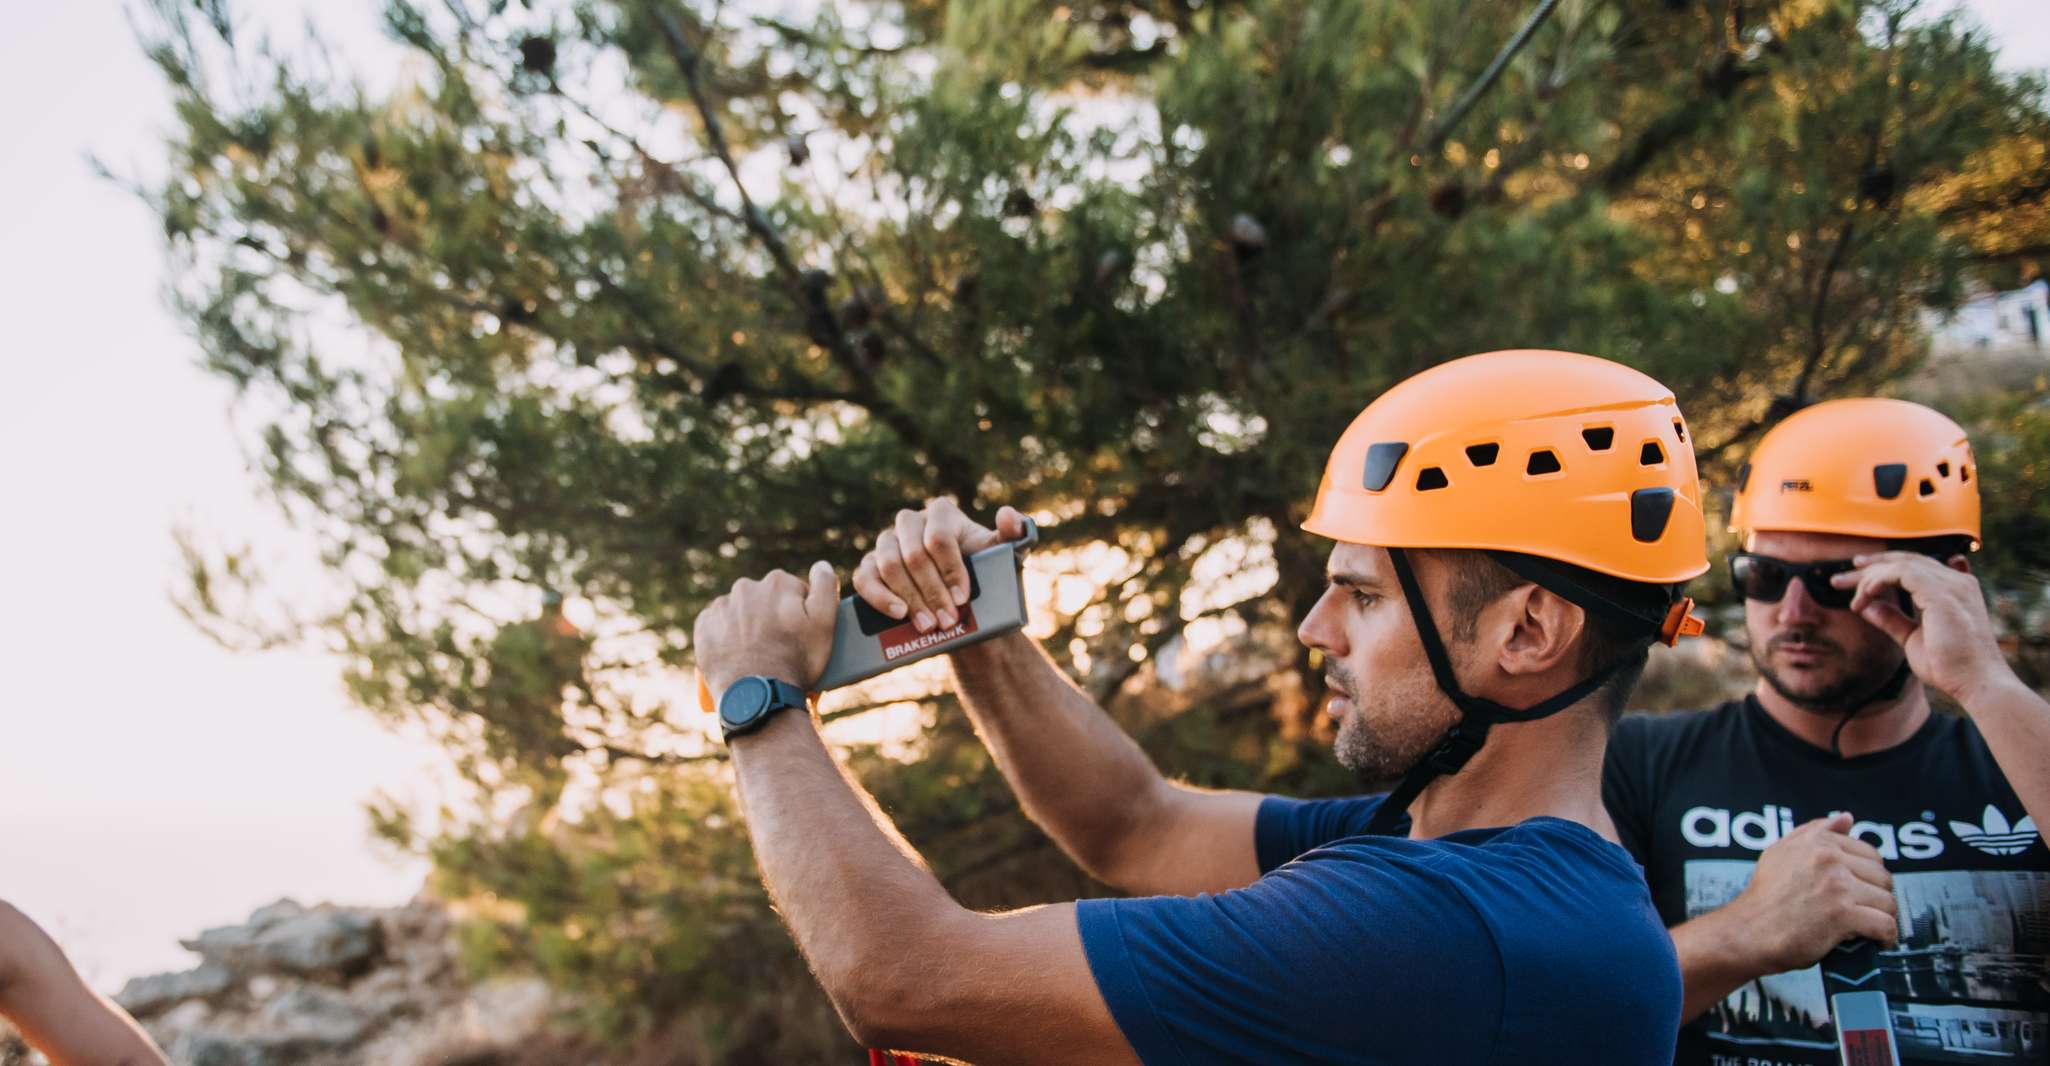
[1776,573,1823,624]
[1298,587,1347,657]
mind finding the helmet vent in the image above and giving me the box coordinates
[1639,441,1665,466]
[1738,463,1752,493]
[1581,427,1614,451]
[1526,449,1562,476]
[1631,488,1677,543]
[1362,441,1409,492]
[1873,463,1908,500]
[1919,478,1936,497]
[1961,464,1972,482]
[1673,419,1687,442]
[1465,443,1499,467]
[1416,467,1450,491]
[1937,461,1951,478]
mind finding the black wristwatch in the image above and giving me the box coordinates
[716,676,810,739]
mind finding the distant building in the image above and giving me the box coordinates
[1926,279,2050,358]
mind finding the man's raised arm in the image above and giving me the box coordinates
[693,566,1138,1065]
[855,499,1264,896]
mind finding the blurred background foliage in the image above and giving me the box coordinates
[138,0,2048,1058]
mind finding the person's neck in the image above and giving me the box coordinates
[1406,709,1615,842]
[1753,676,1930,758]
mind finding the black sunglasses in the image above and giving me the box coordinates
[1728,552,1859,610]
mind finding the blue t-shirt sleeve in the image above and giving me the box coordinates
[1253,793,1390,873]
[1076,845,1502,1065]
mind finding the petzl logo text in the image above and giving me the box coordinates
[1947,805,2039,856]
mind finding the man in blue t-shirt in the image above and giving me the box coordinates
[691,351,1704,1063]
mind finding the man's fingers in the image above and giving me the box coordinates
[1846,905,1901,948]
[1845,876,1898,918]
[894,509,956,630]
[872,530,920,620]
[1856,600,1919,645]
[922,519,972,608]
[994,505,1027,543]
[1832,830,1886,865]
[853,555,909,619]
[1800,812,1854,836]
[805,560,839,621]
[1840,852,1894,892]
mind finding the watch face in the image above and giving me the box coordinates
[719,677,771,730]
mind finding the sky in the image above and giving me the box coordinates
[0,0,2045,992]
[0,1,429,987]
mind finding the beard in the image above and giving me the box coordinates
[1328,660,1458,789]
[1750,625,1906,715]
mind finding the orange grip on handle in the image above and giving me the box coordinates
[697,673,716,714]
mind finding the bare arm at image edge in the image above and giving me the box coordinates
[0,902,168,1066]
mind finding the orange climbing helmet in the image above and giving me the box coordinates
[1304,349,1711,589]
[1304,350,1710,836]
[1728,398,1980,548]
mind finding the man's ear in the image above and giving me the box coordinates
[1947,554,1971,575]
[1496,584,1586,677]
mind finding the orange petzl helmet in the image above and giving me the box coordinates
[1304,349,1711,591]
[1304,350,1709,836]
[1728,398,1980,548]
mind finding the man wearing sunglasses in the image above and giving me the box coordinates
[1603,398,2050,1064]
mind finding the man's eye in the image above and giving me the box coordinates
[1348,588,1379,607]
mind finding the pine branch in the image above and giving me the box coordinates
[646,2,981,504]
[1423,0,1563,152]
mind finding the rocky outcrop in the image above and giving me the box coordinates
[176,901,381,981]
[98,897,561,1066]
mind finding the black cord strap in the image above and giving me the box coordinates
[1362,548,1658,836]
[1827,659,1914,758]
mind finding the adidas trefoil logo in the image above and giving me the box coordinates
[1947,805,2040,857]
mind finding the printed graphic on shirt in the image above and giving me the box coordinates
[1675,803,2041,862]
[1949,805,2041,858]
[1685,860,2050,1062]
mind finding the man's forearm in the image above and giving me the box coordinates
[948,633,1174,880]
[1670,907,1767,1023]
[728,708,969,1041]
[1960,673,2050,841]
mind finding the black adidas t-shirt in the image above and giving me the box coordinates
[1602,696,2048,1065]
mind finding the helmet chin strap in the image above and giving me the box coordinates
[1362,548,1657,836]
[1825,659,1914,758]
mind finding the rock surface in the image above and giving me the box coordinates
[0,896,568,1066]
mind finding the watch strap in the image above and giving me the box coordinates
[719,676,810,739]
